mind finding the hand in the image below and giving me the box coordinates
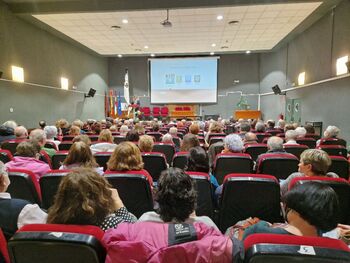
[337,224,350,237]
[110,188,124,211]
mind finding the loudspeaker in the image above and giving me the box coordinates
[0,71,3,78]
[85,88,96,98]
[272,85,281,95]
[346,61,350,72]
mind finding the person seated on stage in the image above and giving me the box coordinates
[47,168,136,231]
[119,125,129,136]
[254,121,266,133]
[138,135,154,152]
[44,125,61,147]
[5,141,50,182]
[107,141,144,172]
[125,130,140,143]
[29,128,56,158]
[280,149,338,196]
[138,168,219,230]
[242,181,339,240]
[180,134,200,152]
[14,126,28,141]
[90,129,117,154]
[60,141,104,175]
[295,127,307,139]
[243,132,258,145]
[0,161,47,240]
[284,130,298,145]
[0,120,17,143]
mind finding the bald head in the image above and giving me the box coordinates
[14,126,28,139]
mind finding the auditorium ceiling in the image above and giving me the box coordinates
[3,0,342,56]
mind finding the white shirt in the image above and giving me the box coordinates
[0,192,47,229]
[90,142,117,154]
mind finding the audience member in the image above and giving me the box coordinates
[222,134,244,154]
[239,123,251,139]
[60,141,103,175]
[44,125,60,147]
[72,134,91,145]
[284,130,298,145]
[0,120,17,143]
[295,127,307,138]
[243,132,258,145]
[139,168,218,230]
[317,125,342,146]
[280,149,337,196]
[133,123,145,135]
[119,125,129,136]
[125,130,140,142]
[180,134,200,152]
[107,142,144,171]
[161,133,174,144]
[0,161,47,239]
[90,129,116,154]
[277,119,286,130]
[69,125,81,136]
[205,121,223,143]
[39,120,46,129]
[14,126,28,140]
[284,124,295,132]
[138,135,154,152]
[304,124,315,134]
[47,168,136,231]
[189,123,200,135]
[30,128,56,158]
[169,127,178,138]
[266,120,276,132]
[5,141,50,182]
[255,121,266,133]
[242,182,339,240]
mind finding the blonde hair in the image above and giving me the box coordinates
[98,129,113,143]
[69,125,81,136]
[63,142,98,168]
[107,142,144,171]
[300,149,331,175]
[138,135,154,152]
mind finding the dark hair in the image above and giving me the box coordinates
[126,130,140,142]
[240,123,251,133]
[283,182,339,232]
[156,168,197,222]
[185,146,209,173]
[304,124,315,134]
[180,134,200,152]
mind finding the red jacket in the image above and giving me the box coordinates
[103,222,233,263]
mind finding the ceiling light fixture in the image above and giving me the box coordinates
[151,54,155,57]
[117,54,123,58]
[210,52,215,55]
[211,43,216,47]
[122,19,128,24]
[144,45,149,49]
[246,50,251,54]
[111,25,121,30]
[217,15,223,20]
[228,20,239,25]
[161,9,172,28]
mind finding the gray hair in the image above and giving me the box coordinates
[44,125,58,139]
[29,128,47,142]
[295,127,307,138]
[169,127,178,136]
[285,130,298,141]
[119,125,129,134]
[324,126,340,138]
[14,126,28,138]
[255,122,266,132]
[267,136,284,151]
[224,134,244,153]
[3,120,17,130]
[162,133,173,143]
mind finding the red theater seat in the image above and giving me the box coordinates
[0,149,13,164]
[0,228,9,263]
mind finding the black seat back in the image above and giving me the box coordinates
[40,171,69,209]
[152,143,175,165]
[142,153,167,181]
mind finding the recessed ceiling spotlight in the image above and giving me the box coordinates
[211,43,216,47]
[210,52,215,55]
[151,54,155,57]
[122,19,128,24]
[221,46,229,49]
[111,25,121,30]
[228,20,239,25]
[117,54,123,58]
[246,50,251,54]
[217,15,223,20]
[144,45,149,49]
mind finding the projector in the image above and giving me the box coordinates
[161,20,172,27]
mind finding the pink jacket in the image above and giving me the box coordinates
[5,157,50,182]
[103,222,233,263]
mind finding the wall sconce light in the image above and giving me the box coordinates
[12,66,24,82]
[336,55,349,76]
[298,72,305,86]
[61,77,69,90]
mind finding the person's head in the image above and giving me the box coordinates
[98,129,113,143]
[284,182,339,232]
[209,121,223,133]
[72,119,84,129]
[299,149,331,176]
[295,127,307,138]
[169,127,178,137]
[161,133,173,144]
[107,141,143,171]
[324,126,340,138]
[267,136,284,151]
[285,130,298,142]
[138,135,154,152]
[57,119,69,129]
[284,124,295,132]
[44,126,58,140]
[15,141,41,159]
[277,119,286,129]
[119,125,129,135]
[189,123,200,135]
[14,126,28,139]
[224,134,244,153]
[255,121,266,132]
[180,134,200,152]
[72,135,91,146]
[244,132,257,143]
[134,123,145,135]
[63,141,98,168]
[304,124,315,134]
[69,125,81,136]
[266,120,275,129]
[186,146,209,173]
[240,123,251,133]
[38,120,46,129]
[156,168,197,222]
[126,130,140,142]
[47,168,116,225]
[0,161,10,192]
[152,122,160,132]
[29,129,47,146]
[3,120,17,130]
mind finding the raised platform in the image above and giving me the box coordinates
[235,110,261,120]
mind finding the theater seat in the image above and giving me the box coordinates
[7,169,41,205]
[283,144,309,159]
[104,170,153,218]
[94,152,112,171]
[219,174,282,232]
[289,176,350,224]
[0,149,13,164]
[317,145,347,158]
[186,172,214,219]
[146,132,163,142]
[52,151,68,169]
[1,140,26,155]
[213,153,254,184]
[152,143,175,164]
[8,224,106,263]
[39,170,70,209]
[58,141,73,151]
[44,141,58,151]
[328,156,349,180]
[296,138,316,149]
[319,137,347,147]
[207,133,226,143]
[113,135,126,144]
[244,144,268,161]
[0,228,9,263]
[142,152,167,181]
[255,133,272,143]
[172,151,188,169]
[244,233,350,263]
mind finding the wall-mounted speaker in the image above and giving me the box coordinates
[272,85,286,95]
[346,61,350,72]
[85,88,96,98]
[0,71,3,78]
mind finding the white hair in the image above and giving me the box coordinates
[30,129,47,142]
[324,126,340,138]
[285,130,297,141]
[162,133,173,143]
[3,120,17,130]
[44,126,58,139]
[295,127,307,138]
[267,136,284,150]
[224,134,244,152]
[169,127,178,136]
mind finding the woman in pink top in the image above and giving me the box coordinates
[5,141,50,182]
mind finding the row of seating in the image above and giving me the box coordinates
[139,106,169,118]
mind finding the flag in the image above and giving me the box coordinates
[104,91,109,117]
[109,89,114,116]
[124,69,130,105]
[117,91,122,115]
